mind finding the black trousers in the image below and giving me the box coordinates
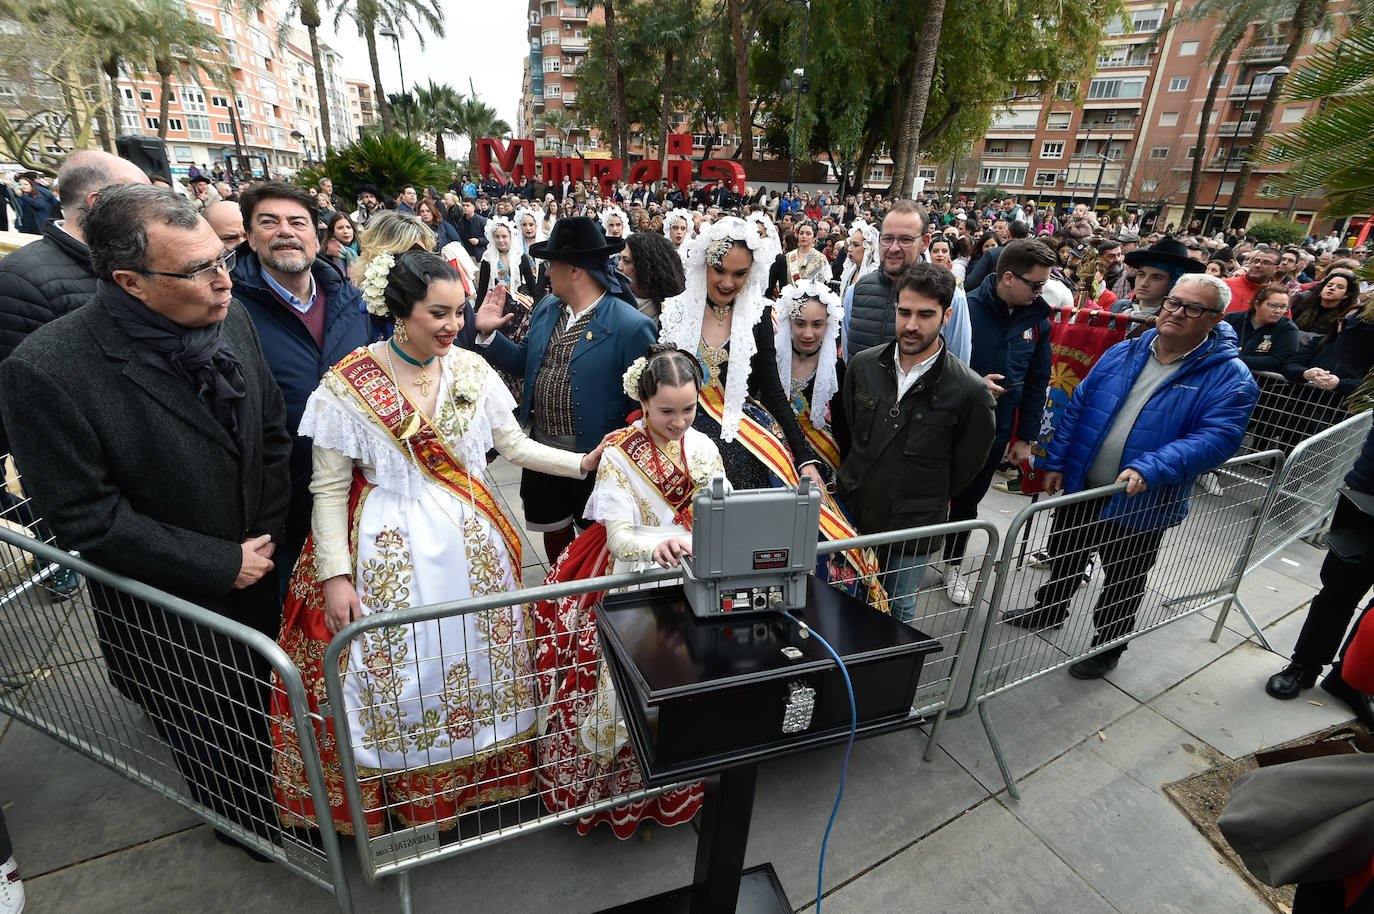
[944,437,1008,568]
[1034,496,1166,659]
[1291,497,1374,670]
[0,807,10,861]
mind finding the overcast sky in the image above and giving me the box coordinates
[319,0,528,132]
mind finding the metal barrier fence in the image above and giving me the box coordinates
[927,449,1286,799]
[1236,370,1350,458]
[313,520,996,912]
[1245,410,1373,574]
[0,487,354,912]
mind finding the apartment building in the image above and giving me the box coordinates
[346,80,378,137]
[110,0,350,177]
[958,0,1340,229]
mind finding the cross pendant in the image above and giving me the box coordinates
[414,370,432,398]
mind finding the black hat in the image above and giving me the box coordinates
[189,174,211,185]
[1125,235,1205,274]
[528,216,625,266]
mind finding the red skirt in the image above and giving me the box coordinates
[533,524,703,838]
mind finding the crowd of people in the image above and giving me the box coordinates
[0,148,1370,899]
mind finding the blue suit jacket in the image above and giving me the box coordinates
[481,292,657,452]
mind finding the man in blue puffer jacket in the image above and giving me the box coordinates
[1004,273,1259,678]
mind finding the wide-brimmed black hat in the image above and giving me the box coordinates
[529,216,625,265]
[1125,235,1205,273]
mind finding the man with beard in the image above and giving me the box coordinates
[231,181,369,582]
[350,184,383,227]
[835,262,995,622]
[1225,247,1280,313]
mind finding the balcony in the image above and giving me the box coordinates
[562,5,589,20]
[562,91,576,104]
[1242,43,1285,63]
[561,37,588,52]
[1076,116,1137,132]
[1216,120,1257,136]
[1230,81,1275,98]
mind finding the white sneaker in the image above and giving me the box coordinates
[0,856,24,914]
[944,567,973,606]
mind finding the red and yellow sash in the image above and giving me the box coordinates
[333,349,523,568]
[698,383,885,606]
[612,426,697,528]
[797,408,841,474]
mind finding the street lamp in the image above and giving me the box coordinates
[1203,64,1289,234]
[290,129,310,166]
[785,0,811,195]
[379,27,406,134]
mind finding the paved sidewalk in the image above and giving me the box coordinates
[2,479,1354,913]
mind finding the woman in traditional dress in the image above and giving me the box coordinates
[474,217,538,397]
[270,251,607,837]
[533,344,721,838]
[838,219,879,301]
[355,210,438,342]
[661,210,692,260]
[773,281,849,478]
[600,205,631,239]
[768,219,829,295]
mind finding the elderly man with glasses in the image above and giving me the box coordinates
[1003,273,1258,679]
[841,198,970,363]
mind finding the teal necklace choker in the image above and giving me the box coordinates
[389,338,436,396]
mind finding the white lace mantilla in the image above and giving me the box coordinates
[299,346,516,496]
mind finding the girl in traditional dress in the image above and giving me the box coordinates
[475,217,538,399]
[270,251,607,836]
[838,219,879,301]
[600,205,631,239]
[774,281,849,478]
[532,344,721,838]
[661,210,692,260]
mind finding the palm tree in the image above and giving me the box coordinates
[29,0,143,151]
[139,0,230,142]
[299,0,334,153]
[452,95,510,174]
[1260,18,1374,224]
[1222,0,1328,229]
[588,0,628,160]
[411,79,462,159]
[540,107,576,155]
[332,0,444,136]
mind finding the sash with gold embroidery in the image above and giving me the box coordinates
[790,390,842,473]
[697,383,886,607]
[332,349,523,568]
[612,426,698,528]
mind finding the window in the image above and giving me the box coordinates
[121,87,135,101]
[986,141,1007,155]
[166,117,183,132]
[212,95,230,108]
[544,57,560,72]
[1159,111,1179,127]
[1087,77,1145,99]
[194,10,214,25]
[1149,146,1170,159]
[1253,71,1278,91]
[1046,112,1072,130]
[121,112,140,130]
[173,146,192,159]
[145,116,160,130]
[183,89,206,113]
[1096,45,1150,68]
[918,166,937,180]
[216,121,234,135]
[545,83,560,97]
[990,108,1039,130]
[139,88,154,103]
[1035,170,1059,185]
[186,114,211,138]
[1179,40,1199,55]
[978,166,1027,185]
[1168,77,1189,92]
[1281,106,1305,124]
[1041,141,1064,158]
[1141,178,1160,192]
[1054,83,1076,100]
[1131,8,1164,32]
[542,29,559,45]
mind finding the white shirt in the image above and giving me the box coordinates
[894,339,942,401]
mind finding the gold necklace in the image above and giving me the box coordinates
[707,301,733,324]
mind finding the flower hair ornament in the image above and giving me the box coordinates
[774,280,844,430]
[360,250,395,317]
[658,216,771,441]
[622,355,647,401]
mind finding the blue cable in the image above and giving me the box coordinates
[783,610,856,914]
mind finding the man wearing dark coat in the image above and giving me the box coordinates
[0,185,293,856]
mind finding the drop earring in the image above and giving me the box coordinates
[394,318,408,343]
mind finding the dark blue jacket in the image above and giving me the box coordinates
[229,247,369,542]
[1045,321,1259,530]
[1347,422,1374,496]
[480,291,656,452]
[965,272,1053,444]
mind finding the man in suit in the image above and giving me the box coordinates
[474,216,656,559]
[0,184,292,857]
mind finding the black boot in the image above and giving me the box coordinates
[1320,667,1374,728]
[1265,661,1319,700]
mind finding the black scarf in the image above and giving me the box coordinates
[100,279,248,447]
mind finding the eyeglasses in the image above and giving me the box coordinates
[1161,296,1223,318]
[1012,272,1048,292]
[1251,258,1279,267]
[139,249,236,284]
[879,234,920,249]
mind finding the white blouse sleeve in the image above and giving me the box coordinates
[491,414,587,478]
[308,444,356,582]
